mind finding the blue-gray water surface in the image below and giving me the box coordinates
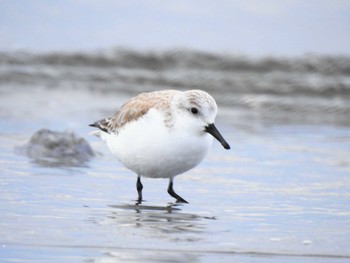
[0,50,350,262]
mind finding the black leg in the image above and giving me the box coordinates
[167,177,188,203]
[136,175,143,204]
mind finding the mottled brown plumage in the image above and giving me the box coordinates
[90,90,178,133]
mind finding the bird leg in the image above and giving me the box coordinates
[167,177,188,203]
[136,175,143,204]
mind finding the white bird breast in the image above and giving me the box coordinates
[104,108,213,178]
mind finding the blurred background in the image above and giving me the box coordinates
[1,0,350,130]
[1,0,350,55]
[1,1,350,262]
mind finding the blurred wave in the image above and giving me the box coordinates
[1,48,350,128]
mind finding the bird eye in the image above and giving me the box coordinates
[191,107,199,114]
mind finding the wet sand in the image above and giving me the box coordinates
[1,51,350,262]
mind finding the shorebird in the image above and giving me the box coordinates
[90,90,230,204]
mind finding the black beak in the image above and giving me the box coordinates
[205,123,230,150]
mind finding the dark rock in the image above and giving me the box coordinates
[19,129,95,167]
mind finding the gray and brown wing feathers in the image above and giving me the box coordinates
[89,117,113,133]
[89,91,177,134]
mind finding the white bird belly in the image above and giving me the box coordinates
[103,110,213,178]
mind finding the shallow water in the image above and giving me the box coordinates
[1,50,350,262]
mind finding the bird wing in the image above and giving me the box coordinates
[89,91,176,133]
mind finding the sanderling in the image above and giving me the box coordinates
[90,90,230,204]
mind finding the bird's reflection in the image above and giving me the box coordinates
[85,202,214,263]
[107,202,214,236]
